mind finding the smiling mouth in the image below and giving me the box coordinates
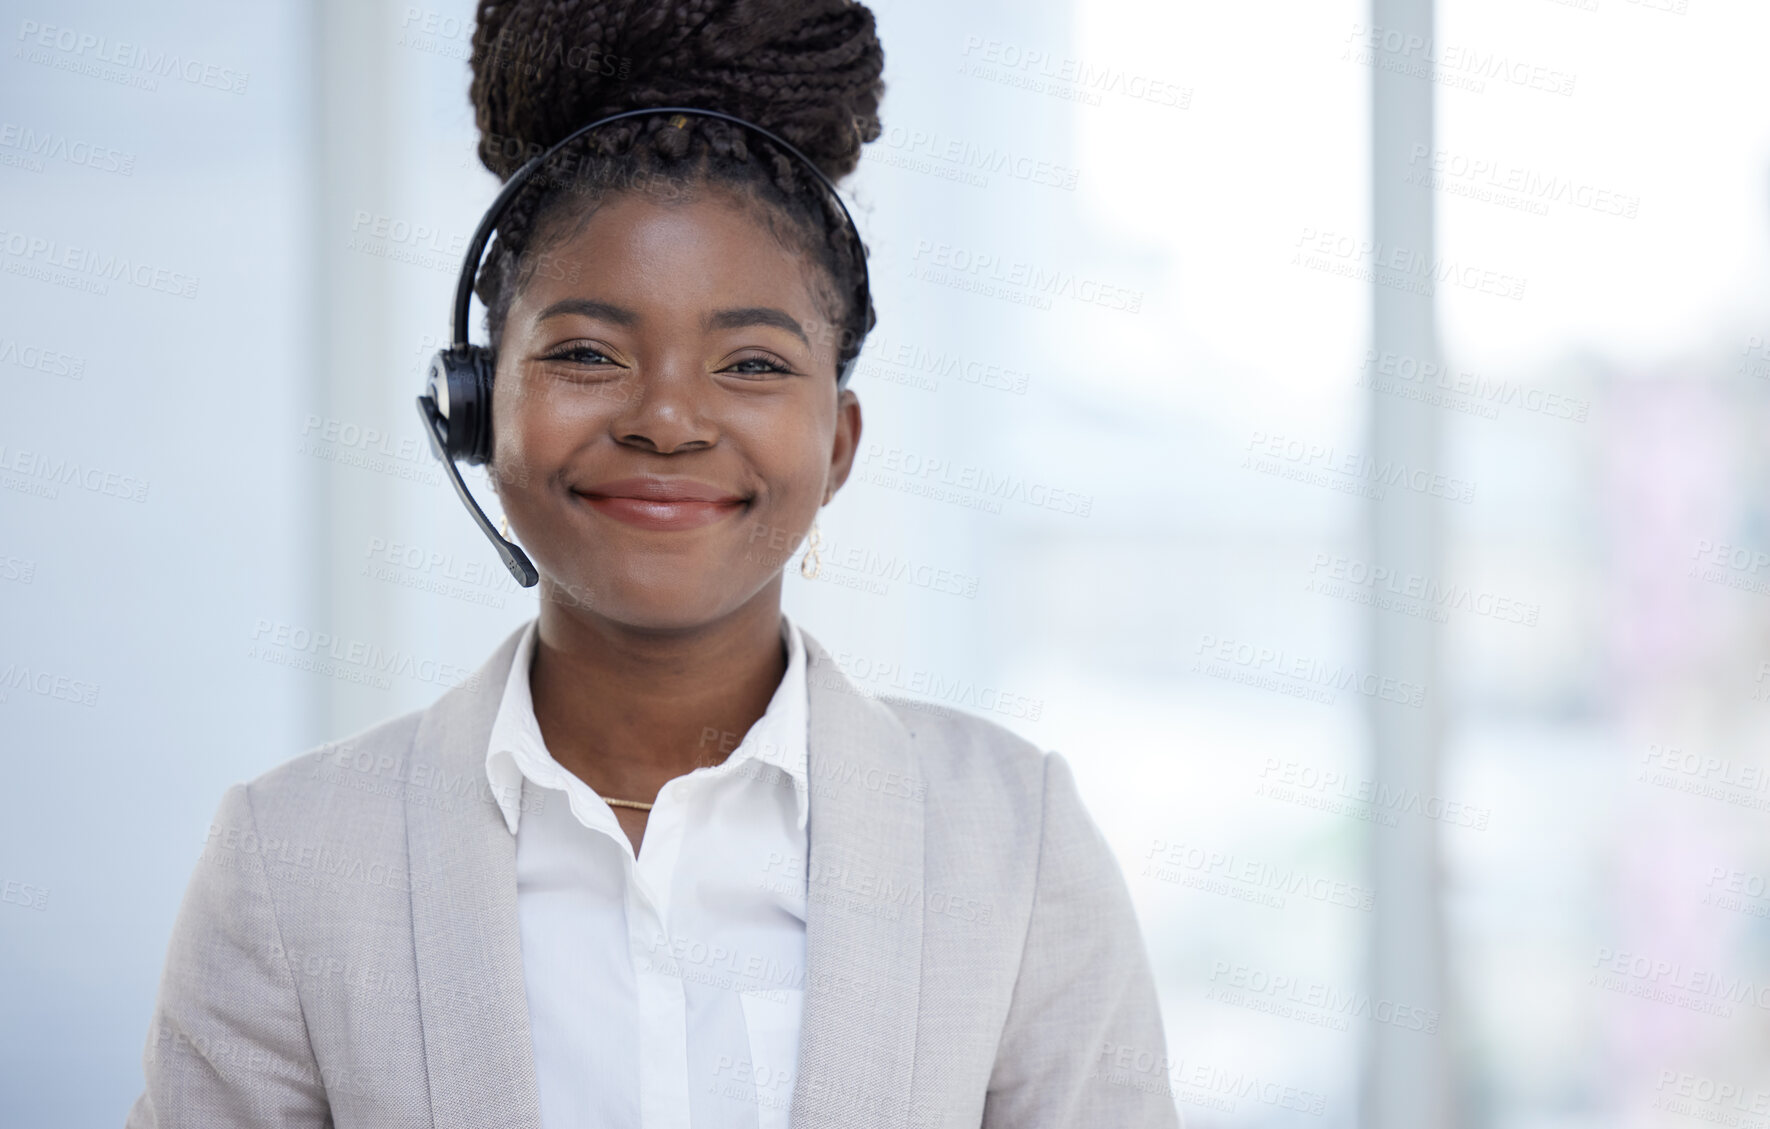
[573,492,748,532]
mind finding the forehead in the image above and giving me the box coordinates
[513,189,823,323]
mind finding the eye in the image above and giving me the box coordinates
[541,342,617,366]
[724,354,796,378]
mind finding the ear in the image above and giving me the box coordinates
[824,387,863,503]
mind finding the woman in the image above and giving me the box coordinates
[127,1,1178,1126]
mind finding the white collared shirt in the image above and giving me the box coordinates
[484,613,811,1129]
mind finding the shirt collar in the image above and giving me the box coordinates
[484,612,811,836]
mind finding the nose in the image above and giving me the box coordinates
[608,351,719,455]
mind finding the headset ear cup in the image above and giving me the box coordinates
[424,345,497,464]
[467,346,496,466]
[436,345,493,465]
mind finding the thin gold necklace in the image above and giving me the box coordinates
[594,746,732,810]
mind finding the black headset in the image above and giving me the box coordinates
[416,105,874,588]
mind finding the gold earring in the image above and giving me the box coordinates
[800,518,823,580]
[499,513,513,541]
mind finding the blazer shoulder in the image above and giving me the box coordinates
[237,618,525,819]
[233,705,429,834]
[873,695,1049,814]
[797,625,1048,825]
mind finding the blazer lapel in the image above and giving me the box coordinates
[405,623,542,1129]
[400,619,927,1129]
[791,628,926,1129]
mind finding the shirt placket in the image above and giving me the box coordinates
[628,779,692,1128]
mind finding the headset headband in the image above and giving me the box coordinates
[450,104,873,365]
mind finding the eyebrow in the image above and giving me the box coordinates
[534,298,809,347]
[704,307,809,347]
[535,298,639,326]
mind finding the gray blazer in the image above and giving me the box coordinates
[127,621,1179,1128]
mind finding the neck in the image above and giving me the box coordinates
[528,591,789,802]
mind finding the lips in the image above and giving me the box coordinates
[575,476,748,532]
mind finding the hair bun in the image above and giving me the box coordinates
[470,0,885,183]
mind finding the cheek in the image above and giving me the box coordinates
[493,374,567,465]
[758,409,837,491]
[488,382,556,496]
[749,443,832,514]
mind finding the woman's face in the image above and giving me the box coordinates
[489,187,862,632]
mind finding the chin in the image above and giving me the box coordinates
[537,561,754,631]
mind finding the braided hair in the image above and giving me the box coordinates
[466,0,885,372]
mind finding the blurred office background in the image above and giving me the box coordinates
[4,0,1770,1125]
